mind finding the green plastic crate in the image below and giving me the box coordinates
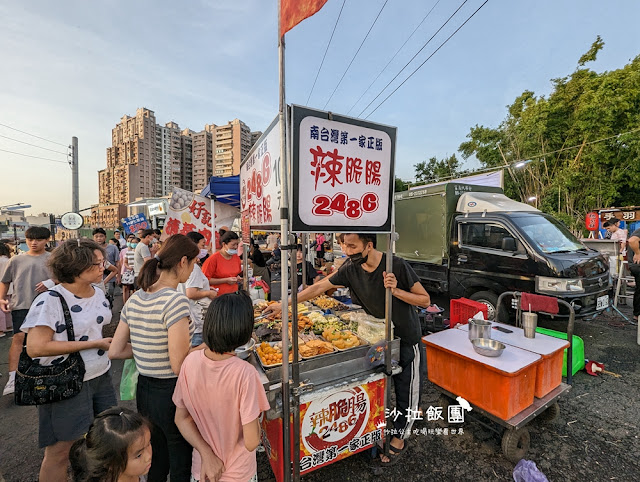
[535,327,585,376]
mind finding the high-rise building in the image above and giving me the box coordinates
[192,129,213,192]
[251,130,263,146]
[99,107,157,205]
[210,119,253,177]
[99,109,259,217]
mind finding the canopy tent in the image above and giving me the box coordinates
[200,175,241,207]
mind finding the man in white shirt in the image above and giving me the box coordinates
[134,229,154,283]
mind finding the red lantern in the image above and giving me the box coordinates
[585,212,599,231]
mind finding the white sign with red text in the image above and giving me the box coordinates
[240,116,281,229]
[292,106,395,232]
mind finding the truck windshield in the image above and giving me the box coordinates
[513,216,584,254]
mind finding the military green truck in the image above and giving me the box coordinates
[393,183,610,320]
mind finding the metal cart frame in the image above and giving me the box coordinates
[434,383,571,462]
[496,291,575,385]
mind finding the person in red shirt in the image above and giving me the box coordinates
[202,231,242,295]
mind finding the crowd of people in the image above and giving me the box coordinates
[0,228,266,482]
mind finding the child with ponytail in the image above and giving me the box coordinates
[69,407,151,482]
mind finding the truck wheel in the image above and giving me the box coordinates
[469,291,499,321]
[501,427,530,463]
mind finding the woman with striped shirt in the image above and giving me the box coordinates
[109,234,199,482]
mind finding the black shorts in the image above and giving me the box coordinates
[38,370,117,448]
[11,309,29,334]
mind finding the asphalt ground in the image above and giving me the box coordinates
[1,286,639,481]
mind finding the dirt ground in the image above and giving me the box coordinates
[1,291,638,482]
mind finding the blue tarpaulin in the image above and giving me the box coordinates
[200,175,241,207]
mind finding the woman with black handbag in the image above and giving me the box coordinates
[18,239,116,482]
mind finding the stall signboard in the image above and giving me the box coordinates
[162,188,240,247]
[241,210,251,244]
[261,374,385,481]
[148,202,166,217]
[122,213,149,235]
[241,116,281,230]
[291,105,396,233]
[599,208,640,223]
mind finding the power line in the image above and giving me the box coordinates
[307,0,347,105]
[366,0,489,118]
[0,122,68,147]
[346,0,441,115]
[0,148,70,164]
[357,0,470,118]
[406,126,640,185]
[0,133,69,156]
[322,0,389,110]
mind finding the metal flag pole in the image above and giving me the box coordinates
[384,229,393,463]
[301,233,308,289]
[278,3,292,481]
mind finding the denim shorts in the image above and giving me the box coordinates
[191,332,203,347]
[38,370,117,448]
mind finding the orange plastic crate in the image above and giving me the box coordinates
[423,333,539,420]
[450,298,488,326]
[533,347,566,398]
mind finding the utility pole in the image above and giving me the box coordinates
[71,137,79,213]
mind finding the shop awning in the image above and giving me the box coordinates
[200,175,241,207]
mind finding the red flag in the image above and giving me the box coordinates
[280,0,328,37]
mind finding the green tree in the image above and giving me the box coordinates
[395,177,409,192]
[414,154,461,183]
[458,37,640,231]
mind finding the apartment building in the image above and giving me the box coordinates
[211,119,253,177]
[100,108,157,205]
[99,109,258,223]
[192,129,213,192]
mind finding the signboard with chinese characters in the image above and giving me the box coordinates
[599,208,640,223]
[240,116,281,230]
[291,105,396,232]
[161,188,239,247]
[122,213,149,235]
[261,374,385,481]
[60,212,84,230]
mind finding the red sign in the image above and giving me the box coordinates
[261,374,385,481]
[241,210,251,245]
[585,212,599,231]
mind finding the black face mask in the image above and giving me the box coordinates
[349,249,368,266]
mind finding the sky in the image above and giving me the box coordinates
[1,0,639,216]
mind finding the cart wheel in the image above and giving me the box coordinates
[537,402,560,423]
[501,427,530,463]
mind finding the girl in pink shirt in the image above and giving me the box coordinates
[173,291,269,482]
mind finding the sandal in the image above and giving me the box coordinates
[379,440,410,467]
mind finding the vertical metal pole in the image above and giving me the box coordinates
[13,224,18,255]
[243,244,249,291]
[49,214,56,249]
[72,137,79,213]
[290,233,301,481]
[278,7,292,481]
[301,233,308,289]
[384,231,394,460]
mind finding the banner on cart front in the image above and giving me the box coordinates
[260,374,385,480]
[291,105,396,233]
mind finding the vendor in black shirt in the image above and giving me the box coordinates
[627,228,640,321]
[266,233,430,466]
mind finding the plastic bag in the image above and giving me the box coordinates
[119,359,139,401]
[513,460,549,482]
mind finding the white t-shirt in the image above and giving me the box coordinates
[134,243,151,276]
[21,284,112,381]
[178,264,210,334]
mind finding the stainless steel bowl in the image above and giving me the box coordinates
[471,338,505,357]
[235,338,256,359]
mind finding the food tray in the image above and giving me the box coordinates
[254,342,300,369]
[299,342,336,360]
[320,334,369,351]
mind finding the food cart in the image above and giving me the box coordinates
[422,292,574,462]
[240,104,398,481]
